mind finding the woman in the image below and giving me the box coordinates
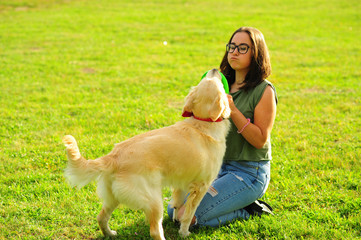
[168,26,277,227]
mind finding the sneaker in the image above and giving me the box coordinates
[244,200,274,217]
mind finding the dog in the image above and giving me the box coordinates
[63,69,231,240]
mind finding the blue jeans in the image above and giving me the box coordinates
[167,160,270,227]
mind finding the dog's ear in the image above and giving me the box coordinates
[209,95,223,121]
[209,94,230,121]
[221,94,231,119]
[182,87,196,114]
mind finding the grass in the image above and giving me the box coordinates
[0,0,360,239]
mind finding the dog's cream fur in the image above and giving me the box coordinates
[63,69,231,240]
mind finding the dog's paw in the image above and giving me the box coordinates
[178,229,190,238]
[172,208,179,221]
[105,230,117,237]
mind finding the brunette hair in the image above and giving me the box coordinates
[220,27,271,91]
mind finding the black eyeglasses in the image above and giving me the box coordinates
[226,43,250,54]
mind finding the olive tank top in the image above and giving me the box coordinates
[223,80,277,162]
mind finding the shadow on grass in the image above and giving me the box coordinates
[91,216,216,240]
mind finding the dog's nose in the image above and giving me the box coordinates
[210,69,220,77]
[210,68,218,74]
[206,68,221,79]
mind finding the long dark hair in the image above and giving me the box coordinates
[220,27,271,91]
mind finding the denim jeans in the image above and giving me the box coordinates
[167,160,270,227]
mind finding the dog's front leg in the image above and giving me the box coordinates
[170,188,187,221]
[179,183,208,237]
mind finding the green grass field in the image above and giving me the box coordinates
[0,0,360,239]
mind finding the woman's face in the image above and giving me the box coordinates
[227,32,253,72]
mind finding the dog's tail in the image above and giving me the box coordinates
[63,135,102,188]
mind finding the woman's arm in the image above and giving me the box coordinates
[227,85,277,149]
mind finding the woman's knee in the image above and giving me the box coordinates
[167,204,174,220]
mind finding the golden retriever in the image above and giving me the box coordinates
[63,69,231,240]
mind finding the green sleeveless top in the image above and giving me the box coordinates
[224,80,277,162]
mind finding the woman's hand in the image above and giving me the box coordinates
[227,94,237,113]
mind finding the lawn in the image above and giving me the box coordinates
[0,0,360,239]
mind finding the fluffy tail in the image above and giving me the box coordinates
[63,135,102,188]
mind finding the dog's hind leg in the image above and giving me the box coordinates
[179,182,208,237]
[97,205,117,237]
[96,179,119,237]
[144,193,165,240]
[97,202,119,237]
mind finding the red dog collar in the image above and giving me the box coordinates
[182,111,223,122]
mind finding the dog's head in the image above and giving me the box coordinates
[183,69,231,121]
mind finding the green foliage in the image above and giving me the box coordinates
[0,0,360,239]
